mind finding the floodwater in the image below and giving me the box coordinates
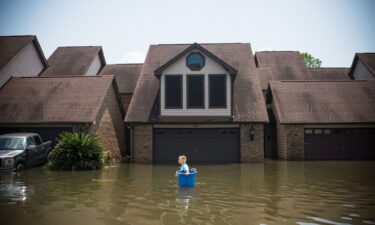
[0,161,375,225]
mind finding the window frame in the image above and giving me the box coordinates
[187,74,205,109]
[164,74,183,109]
[208,74,227,109]
[186,52,205,71]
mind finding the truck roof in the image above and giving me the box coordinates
[0,133,39,138]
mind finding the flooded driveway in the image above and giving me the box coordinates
[0,161,375,225]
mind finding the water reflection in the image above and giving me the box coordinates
[0,161,374,225]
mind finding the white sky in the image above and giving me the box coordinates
[1,0,374,67]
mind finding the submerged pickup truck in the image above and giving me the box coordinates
[0,133,52,171]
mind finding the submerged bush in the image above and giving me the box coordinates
[48,132,104,170]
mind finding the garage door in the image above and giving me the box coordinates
[0,127,72,146]
[304,128,375,160]
[154,128,240,164]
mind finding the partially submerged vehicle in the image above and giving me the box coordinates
[0,133,52,171]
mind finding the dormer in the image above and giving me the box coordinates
[154,43,237,116]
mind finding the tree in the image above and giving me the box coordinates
[301,52,322,68]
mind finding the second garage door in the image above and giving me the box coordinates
[153,128,240,164]
[304,128,375,160]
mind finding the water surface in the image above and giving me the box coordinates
[0,161,375,225]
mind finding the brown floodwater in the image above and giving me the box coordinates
[0,161,374,225]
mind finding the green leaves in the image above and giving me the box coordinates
[48,132,104,170]
[301,52,322,68]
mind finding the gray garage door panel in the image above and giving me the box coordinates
[304,128,375,160]
[154,128,240,164]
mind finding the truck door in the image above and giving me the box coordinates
[32,135,45,164]
[26,137,38,166]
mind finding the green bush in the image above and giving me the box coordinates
[48,132,104,170]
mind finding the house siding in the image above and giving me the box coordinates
[0,42,44,87]
[353,60,374,80]
[85,54,102,76]
[240,123,264,163]
[160,50,231,116]
[133,124,153,163]
[94,85,125,159]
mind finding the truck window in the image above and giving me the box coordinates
[33,136,42,145]
[27,137,36,146]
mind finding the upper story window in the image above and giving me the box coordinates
[187,75,204,108]
[209,74,227,108]
[165,75,182,108]
[186,52,205,71]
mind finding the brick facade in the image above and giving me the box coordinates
[240,123,264,163]
[94,85,125,160]
[132,124,153,163]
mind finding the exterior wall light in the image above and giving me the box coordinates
[249,126,255,141]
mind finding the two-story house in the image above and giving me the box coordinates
[0,35,48,88]
[125,43,269,164]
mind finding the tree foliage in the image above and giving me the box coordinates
[48,132,104,170]
[301,52,322,68]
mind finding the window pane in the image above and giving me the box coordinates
[186,52,205,71]
[165,75,182,108]
[33,136,42,145]
[304,129,313,134]
[209,75,227,108]
[187,75,204,108]
[314,129,323,134]
[324,129,331,134]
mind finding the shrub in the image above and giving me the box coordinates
[48,132,104,170]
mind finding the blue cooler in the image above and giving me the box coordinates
[178,170,197,187]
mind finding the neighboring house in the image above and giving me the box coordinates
[267,80,375,160]
[100,63,142,114]
[41,46,106,76]
[349,53,375,80]
[0,75,125,159]
[125,43,269,164]
[0,35,48,88]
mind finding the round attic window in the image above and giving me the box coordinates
[186,52,205,71]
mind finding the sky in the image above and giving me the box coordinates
[0,0,374,67]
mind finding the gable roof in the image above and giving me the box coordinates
[0,75,116,124]
[255,51,312,89]
[154,43,238,78]
[309,68,350,80]
[126,43,268,123]
[0,35,48,70]
[268,80,375,124]
[100,63,142,94]
[349,53,375,78]
[256,67,274,91]
[41,46,106,76]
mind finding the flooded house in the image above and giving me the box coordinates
[125,43,269,164]
[0,75,126,159]
[266,80,375,160]
[0,35,48,88]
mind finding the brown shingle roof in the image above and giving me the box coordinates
[255,51,312,90]
[0,75,115,124]
[256,67,274,91]
[309,68,350,80]
[349,53,375,78]
[269,80,375,124]
[41,46,105,76]
[0,35,48,69]
[125,43,268,123]
[100,64,142,94]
